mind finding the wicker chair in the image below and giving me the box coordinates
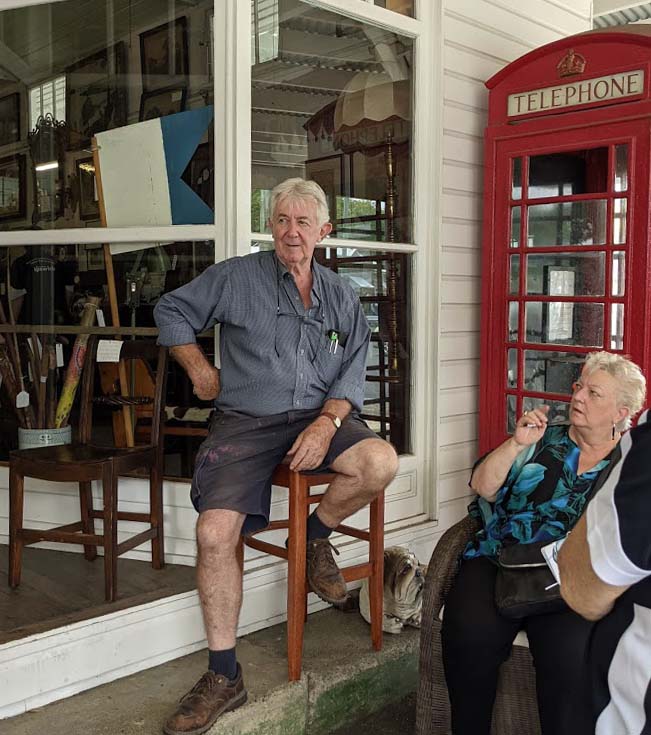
[415,515,541,735]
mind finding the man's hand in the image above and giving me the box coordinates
[191,365,221,401]
[286,416,335,471]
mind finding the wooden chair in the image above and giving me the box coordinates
[415,515,540,735]
[243,463,385,681]
[8,338,168,603]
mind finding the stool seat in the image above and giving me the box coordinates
[243,464,384,681]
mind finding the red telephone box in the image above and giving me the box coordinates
[480,26,651,454]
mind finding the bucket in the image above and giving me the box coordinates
[18,425,73,450]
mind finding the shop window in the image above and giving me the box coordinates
[373,0,414,17]
[0,0,215,231]
[0,241,215,478]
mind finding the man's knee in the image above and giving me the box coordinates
[353,439,399,490]
[196,509,243,556]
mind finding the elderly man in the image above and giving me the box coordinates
[559,410,651,735]
[154,178,398,735]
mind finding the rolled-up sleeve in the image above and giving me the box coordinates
[326,299,371,412]
[154,260,233,346]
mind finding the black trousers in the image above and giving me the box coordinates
[441,556,595,735]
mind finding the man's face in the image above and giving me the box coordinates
[270,197,332,269]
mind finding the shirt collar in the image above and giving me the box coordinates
[273,252,324,304]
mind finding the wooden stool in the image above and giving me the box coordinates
[243,463,384,681]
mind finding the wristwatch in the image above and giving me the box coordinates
[319,411,342,429]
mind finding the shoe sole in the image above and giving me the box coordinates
[307,577,348,606]
[162,689,248,735]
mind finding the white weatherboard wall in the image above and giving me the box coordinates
[437,0,592,526]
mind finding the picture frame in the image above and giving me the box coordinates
[0,154,26,221]
[181,141,213,211]
[140,17,189,92]
[0,93,20,146]
[305,154,343,235]
[66,42,127,147]
[75,156,100,221]
[85,245,105,271]
[139,87,187,121]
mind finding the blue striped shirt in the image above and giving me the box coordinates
[154,250,371,415]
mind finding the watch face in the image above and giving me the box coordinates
[334,416,342,428]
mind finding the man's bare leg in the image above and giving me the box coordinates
[196,508,246,649]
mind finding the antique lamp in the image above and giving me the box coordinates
[27,113,69,225]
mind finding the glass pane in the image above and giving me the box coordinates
[512,158,522,200]
[614,144,628,192]
[510,207,521,247]
[251,1,414,243]
[526,252,605,297]
[528,148,608,199]
[611,303,624,350]
[612,251,625,296]
[0,1,214,230]
[0,241,216,471]
[508,301,519,342]
[525,302,604,346]
[523,396,570,426]
[509,255,520,294]
[524,350,584,394]
[507,394,517,434]
[374,0,414,15]
[613,198,627,245]
[507,348,518,388]
[527,200,607,247]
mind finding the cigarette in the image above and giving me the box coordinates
[524,423,538,428]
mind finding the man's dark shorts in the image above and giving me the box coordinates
[190,408,378,534]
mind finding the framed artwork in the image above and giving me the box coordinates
[181,141,213,210]
[66,42,127,146]
[140,17,189,91]
[0,93,20,146]
[0,154,26,221]
[76,156,99,220]
[139,87,187,121]
[85,245,105,271]
[305,154,343,233]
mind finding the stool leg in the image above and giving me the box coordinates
[150,461,164,570]
[8,465,25,588]
[369,490,385,651]
[79,481,97,561]
[287,472,308,681]
[102,464,119,602]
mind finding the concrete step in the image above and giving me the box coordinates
[4,607,420,735]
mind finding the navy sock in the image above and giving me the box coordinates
[208,648,237,680]
[307,509,334,541]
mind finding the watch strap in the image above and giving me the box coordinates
[319,411,341,429]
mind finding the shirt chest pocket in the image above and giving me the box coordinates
[309,332,345,386]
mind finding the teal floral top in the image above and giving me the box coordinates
[464,425,615,560]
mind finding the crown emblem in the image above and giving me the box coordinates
[557,49,586,78]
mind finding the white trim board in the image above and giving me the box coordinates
[0,520,439,720]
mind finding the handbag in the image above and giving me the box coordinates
[494,540,566,619]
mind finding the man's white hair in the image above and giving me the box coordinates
[269,178,330,226]
[584,351,647,430]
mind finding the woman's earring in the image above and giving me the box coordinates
[612,424,616,440]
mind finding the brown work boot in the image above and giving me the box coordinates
[306,538,348,604]
[163,665,247,735]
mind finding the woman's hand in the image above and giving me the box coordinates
[513,405,549,447]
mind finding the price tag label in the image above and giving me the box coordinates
[16,390,30,409]
[96,309,106,327]
[97,339,123,363]
[56,343,64,367]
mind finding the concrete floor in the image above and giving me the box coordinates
[3,607,419,735]
[332,693,416,735]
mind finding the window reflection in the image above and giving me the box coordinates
[611,303,624,350]
[612,251,625,296]
[528,148,608,199]
[250,1,414,243]
[525,252,605,297]
[374,0,414,16]
[525,301,604,347]
[614,144,628,192]
[524,350,584,394]
[523,396,570,426]
[527,200,607,247]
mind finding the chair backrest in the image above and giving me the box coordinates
[79,337,168,453]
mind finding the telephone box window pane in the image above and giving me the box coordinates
[525,302,604,346]
[507,394,517,434]
[509,255,520,294]
[524,350,584,394]
[523,396,570,426]
[528,148,608,199]
[611,303,624,350]
[512,158,522,200]
[525,253,605,297]
[507,348,518,388]
[510,207,521,247]
[527,200,607,247]
[613,198,627,245]
[614,145,628,192]
[612,251,625,296]
[508,301,519,342]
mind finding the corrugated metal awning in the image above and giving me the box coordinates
[594,3,651,28]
